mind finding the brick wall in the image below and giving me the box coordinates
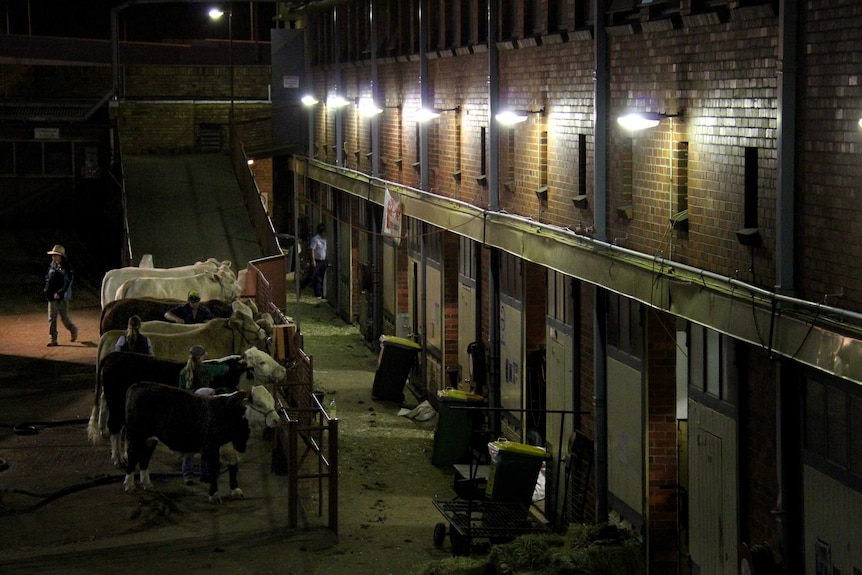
[646,309,681,574]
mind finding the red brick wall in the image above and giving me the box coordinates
[646,309,680,573]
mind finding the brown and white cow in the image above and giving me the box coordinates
[88,351,254,467]
[96,301,270,369]
[99,297,233,334]
[122,382,278,502]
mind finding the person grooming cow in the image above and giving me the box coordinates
[164,289,214,324]
[113,315,154,355]
[179,344,223,484]
[44,244,78,347]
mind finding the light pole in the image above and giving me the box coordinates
[209,5,233,120]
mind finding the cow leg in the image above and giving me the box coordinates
[136,438,157,490]
[109,433,126,468]
[202,447,222,503]
[123,438,140,493]
[227,464,244,499]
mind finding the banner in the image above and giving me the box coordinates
[382,186,402,245]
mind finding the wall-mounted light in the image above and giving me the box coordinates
[358,97,383,117]
[496,107,544,126]
[858,117,862,128]
[414,105,460,123]
[327,94,350,108]
[617,111,682,131]
[301,95,319,106]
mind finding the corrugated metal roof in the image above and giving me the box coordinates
[0,103,95,123]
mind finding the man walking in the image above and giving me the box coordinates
[300,223,328,299]
[44,244,78,347]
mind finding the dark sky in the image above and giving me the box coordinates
[2,1,277,43]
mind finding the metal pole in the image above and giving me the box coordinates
[229,4,234,120]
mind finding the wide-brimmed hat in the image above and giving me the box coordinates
[47,245,66,257]
[189,345,207,357]
[187,289,201,302]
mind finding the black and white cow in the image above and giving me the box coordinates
[123,382,278,503]
[88,351,252,467]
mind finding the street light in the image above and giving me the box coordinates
[209,5,233,120]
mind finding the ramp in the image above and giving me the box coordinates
[122,154,264,270]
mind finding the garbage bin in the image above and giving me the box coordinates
[485,440,548,506]
[431,388,485,467]
[371,335,422,402]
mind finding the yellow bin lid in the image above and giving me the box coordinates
[440,389,484,402]
[490,440,548,458]
[381,335,421,349]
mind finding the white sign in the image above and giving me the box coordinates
[382,186,402,245]
[34,127,60,140]
[283,75,300,89]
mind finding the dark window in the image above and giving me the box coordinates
[744,146,758,228]
[17,142,42,175]
[805,375,862,479]
[458,236,476,281]
[44,142,73,176]
[578,134,587,196]
[0,142,13,174]
[607,292,643,360]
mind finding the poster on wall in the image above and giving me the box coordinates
[382,186,402,245]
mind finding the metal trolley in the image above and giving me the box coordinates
[430,405,587,556]
[432,496,550,556]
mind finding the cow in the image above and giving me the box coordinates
[88,351,254,467]
[242,346,287,385]
[96,301,271,370]
[122,382,278,502]
[100,297,234,334]
[113,269,241,305]
[101,259,231,308]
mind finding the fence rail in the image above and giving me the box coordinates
[273,347,339,534]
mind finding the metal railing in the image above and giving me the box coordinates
[273,347,339,534]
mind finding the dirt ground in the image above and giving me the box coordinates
[0,283,465,574]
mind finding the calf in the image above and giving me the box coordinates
[123,382,276,503]
[88,351,251,467]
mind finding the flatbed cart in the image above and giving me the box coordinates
[432,497,550,556]
[430,405,588,556]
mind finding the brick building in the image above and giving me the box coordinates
[3,1,862,573]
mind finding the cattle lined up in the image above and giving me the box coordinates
[90,257,288,503]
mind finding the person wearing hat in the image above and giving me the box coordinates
[164,289,214,325]
[43,244,78,347]
[113,315,153,355]
[178,344,218,484]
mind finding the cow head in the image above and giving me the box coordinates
[243,346,286,384]
[243,385,280,429]
[229,300,267,347]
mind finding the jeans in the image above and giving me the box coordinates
[301,259,327,297]
[48,299,77,342]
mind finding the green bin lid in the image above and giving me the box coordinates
[490,440,548,458]
[439,388,485,402]
[381,335,421,349]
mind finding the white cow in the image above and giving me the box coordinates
[114,269,241,304]
[100,258,230,308]
[242,346,287,388]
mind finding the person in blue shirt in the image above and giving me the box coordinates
[300,223,328,299]
[164,289,214,324]
[44,244,78,347]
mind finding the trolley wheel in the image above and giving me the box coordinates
[433,522,447,547]
[450,528,470,557]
